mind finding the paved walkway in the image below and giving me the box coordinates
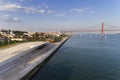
[0,43,55,80]
[0,42,45,63]
[0,37,69,80]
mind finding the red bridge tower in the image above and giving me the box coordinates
[101,23,104,37]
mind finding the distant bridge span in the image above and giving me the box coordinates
[62,23,120,35]
[65,29,120,32]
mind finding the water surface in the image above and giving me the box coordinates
[32,34,120,80]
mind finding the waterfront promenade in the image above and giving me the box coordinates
[0,42,46,63]
[0,37,69,80]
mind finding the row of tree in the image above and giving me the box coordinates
[0,33,67,47]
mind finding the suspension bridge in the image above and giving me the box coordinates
[62,23,120,35]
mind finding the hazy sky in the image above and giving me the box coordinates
[0,0,120,31]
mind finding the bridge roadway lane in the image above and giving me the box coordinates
[0,43,55,80]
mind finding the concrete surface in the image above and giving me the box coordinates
[0,41,46,63]
[0,37,69,80]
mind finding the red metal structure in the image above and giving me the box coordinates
[62,23,120,34]
[101,23,104,36]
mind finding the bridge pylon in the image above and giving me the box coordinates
[101,22,104,37]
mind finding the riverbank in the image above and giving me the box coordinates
[0,36,70,80]
[22,36,70,80]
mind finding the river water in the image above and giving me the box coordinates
[32,34,120,80]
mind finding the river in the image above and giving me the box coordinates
[31,34,120,80]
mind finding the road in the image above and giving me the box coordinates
[0,43,55,80]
